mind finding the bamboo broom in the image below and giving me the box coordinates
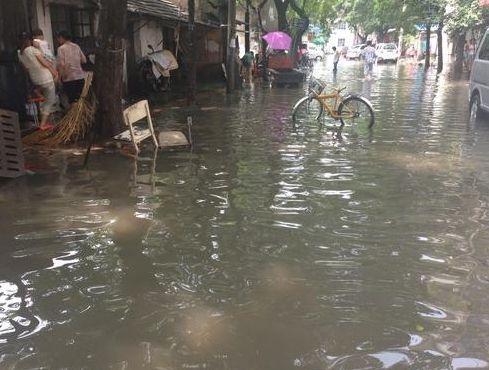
[23,72,96,146]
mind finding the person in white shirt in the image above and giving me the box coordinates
[361,40,377,79]
[332,46,340,73]
[56,30,87,104]
[18,32,58,130]
[32,29,56,64]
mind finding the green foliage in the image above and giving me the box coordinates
[336,0,421,39]
[444,0,489,34]
[303,0,338,27]
[256,0,488,41]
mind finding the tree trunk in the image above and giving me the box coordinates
[288,0,308,60]
[424,24,431,71]
[187,0,196,104]
[226,0,237,93]
[254,0,269,60]
[377,30,385,43]
[437,21,443,74]
[274,0,290,32]
[453,32,466,74]
[357,32,367,44]
[95,0,127,138]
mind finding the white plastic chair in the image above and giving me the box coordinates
[114,100,159,154]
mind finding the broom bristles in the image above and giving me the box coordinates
[23,72,96,146]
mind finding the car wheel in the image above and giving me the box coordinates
[315,56,322,61]
[470,93,482,120]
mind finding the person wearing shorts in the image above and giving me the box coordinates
[18,32,58,130]
[361,41,377,79]
[56,30,87,104]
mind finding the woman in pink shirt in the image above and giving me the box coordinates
[56,31,87,104]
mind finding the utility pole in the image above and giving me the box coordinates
[245,1,250,53]
[226,0,237,93]
[187,0,196,105]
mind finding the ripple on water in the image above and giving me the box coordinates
[1,63,489,368]
[0,281,48,343]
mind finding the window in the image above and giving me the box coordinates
[50,5,93,44]
[50,5,70,37]
[338,38,345,47]
[72,9,92,38]
[479,35,489,61]
[337,22,347,30]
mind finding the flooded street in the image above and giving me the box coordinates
[2,60,489,369]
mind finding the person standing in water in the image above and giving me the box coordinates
[18,32,58,130]
[56,31,87,104]
[332,46,340,73]
[361,40,377,80]
[467,38,477,72]
[241,51,255,84]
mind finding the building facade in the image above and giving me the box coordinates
[0,0,228,110]
[326,20,359,51]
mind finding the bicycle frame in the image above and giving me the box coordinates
[311,89,347,120]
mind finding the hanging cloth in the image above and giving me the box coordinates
[148,50,179,78]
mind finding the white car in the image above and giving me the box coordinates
[470,29,489,119]
[346,44,365,60]
[376,43,399,63]
[307,45,325,61]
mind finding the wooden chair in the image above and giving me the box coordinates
[114,100,159,154]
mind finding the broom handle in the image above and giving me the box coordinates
[82,72,96,167]
[83,130,95,168]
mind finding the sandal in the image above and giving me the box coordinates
[39,123,54,131]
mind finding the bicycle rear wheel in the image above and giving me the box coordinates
[338,96,375,129]
[292,96,324,122]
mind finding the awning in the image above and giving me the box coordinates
[127,0,185,21]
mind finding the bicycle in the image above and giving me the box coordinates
[292,78,375,129]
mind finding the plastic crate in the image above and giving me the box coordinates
[0,109,25,178]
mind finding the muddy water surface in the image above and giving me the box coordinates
[1,61,489,369]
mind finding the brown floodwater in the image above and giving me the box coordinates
[1,60,489,369]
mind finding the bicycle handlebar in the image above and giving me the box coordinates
[310,78,347,91]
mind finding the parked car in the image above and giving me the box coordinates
[307,45,325,61]
[376,43,399,63]
[346,44,365,60]
[470,29,489,119]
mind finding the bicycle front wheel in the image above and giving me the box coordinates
[292,96,324,122]
[338,96,375,129]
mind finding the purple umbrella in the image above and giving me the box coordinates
[262,32,292,50]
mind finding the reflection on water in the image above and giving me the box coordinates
[2,61,489,368]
